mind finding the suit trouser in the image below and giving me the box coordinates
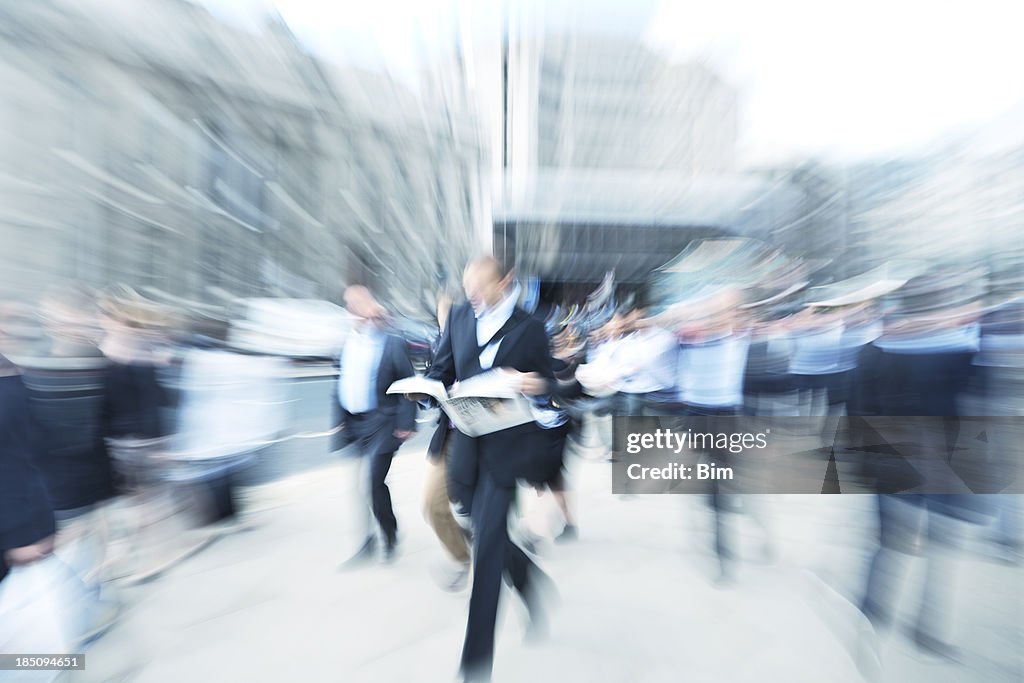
[347,411,400,545]
[860,495,967,644]
[460,471,536,680]
[684,405,740,574]
[423,432,470,564]
[365,449,398,544]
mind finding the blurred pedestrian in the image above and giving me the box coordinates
[973,299,1024,563]
[514,369,579,546]
[97,287,174,443]
[23,288,121,646]
[604,306,680,418]
[674,289,755,583]
[333,285,417,564]
[0,316,72,679]
[423,289,472,589]
[855,271,992,673]
[416,256,561,682]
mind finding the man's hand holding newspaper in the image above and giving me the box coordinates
[390,369,540,437]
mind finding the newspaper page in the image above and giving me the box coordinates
[386,376,449,403]
[446,370,535,437]
[388,370,535,437]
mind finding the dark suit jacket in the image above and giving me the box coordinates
[331,332,416,454]
[426,302,559,489]
[23,361,117,512]
[852,343,992,520]
[102,361,171,440]
[427,330,451,461]
[0,370,56,585]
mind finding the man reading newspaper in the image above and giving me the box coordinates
[400,256,563,683]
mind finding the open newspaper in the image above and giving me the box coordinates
[387,369,535,437]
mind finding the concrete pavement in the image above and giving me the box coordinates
[60,429,1022,683]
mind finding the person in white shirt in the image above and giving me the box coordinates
[674,292,758,584]
[333,286,416,564]
[606,308,680,417]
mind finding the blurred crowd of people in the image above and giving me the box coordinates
[520,265,1023,676]
[2,257,1022,681]
[328,256,1021,681]
[0,286,291,674]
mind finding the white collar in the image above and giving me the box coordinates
[476,282,521,347]
[476,282,521,322]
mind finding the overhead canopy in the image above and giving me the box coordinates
[648,238,808,311]
[494,169,806,284]
[802,260,929,307]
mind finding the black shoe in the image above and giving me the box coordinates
[713,568,735,588]
[522,571,558,644]
[555,525,578,544]
[458,663,491,683]
[382,536,397,564]
[339,536,376,570]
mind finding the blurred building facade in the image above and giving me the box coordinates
[483,5,800,294]
[515,36,737,173]
[838,116,1024,297]
[751,162,853,280]
[0,0,484,319]
[852,149,1024,271]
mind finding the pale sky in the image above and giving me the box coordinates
[645,0,1024,164]
[203,0,1024,165]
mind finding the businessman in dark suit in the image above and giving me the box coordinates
[419,257,562,682]
[333,286,416,563]
[0,352,57,590]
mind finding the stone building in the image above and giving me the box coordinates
[0,0,485,319]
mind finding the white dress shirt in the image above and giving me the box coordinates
[586,336,623,365]
[338,324,386,414]
[475,282,521,370]
[874,324,980,354]
[473,283,565,429]
[788,324,845,376]
[677,333,751,408]
[836,320,884,372]
[612,327,679,394]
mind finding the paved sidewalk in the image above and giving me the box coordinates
[63,432,1022,683]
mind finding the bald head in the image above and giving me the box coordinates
[344,286,383,322]
[463,256,514,315]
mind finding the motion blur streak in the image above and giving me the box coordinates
[0,1,1021,682]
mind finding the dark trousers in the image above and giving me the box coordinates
[684,404,741,576]
[200,472,237,524]
[367,449,397,544]
[347,411,400,544]
[459,472,537,681]
[860,495,966,645]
